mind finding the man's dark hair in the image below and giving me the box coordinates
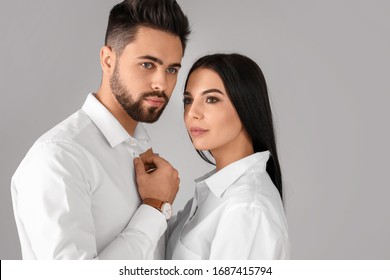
[105,0,190,56]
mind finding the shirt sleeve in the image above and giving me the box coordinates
[12,140,166,259]
[208,203,289,260]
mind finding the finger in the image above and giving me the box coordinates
[146,166,157,173]
[140,154,167,168]
[144,163,157,171]
[133,157,146,176]
[139,148,154,159]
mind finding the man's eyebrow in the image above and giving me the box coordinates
[138,55,163,65]
[184,88,224,96]
[138,55,181,68]
[169,63,182,68]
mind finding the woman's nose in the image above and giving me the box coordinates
[186,101,203,120]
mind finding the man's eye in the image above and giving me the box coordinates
[166,68,178,74]
[141,62,154,69]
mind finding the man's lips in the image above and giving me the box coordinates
[189,127,209,136]
[144,97,165,107]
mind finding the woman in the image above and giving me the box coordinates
[166,53,289,259]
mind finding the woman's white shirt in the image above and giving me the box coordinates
[166,151,290,260]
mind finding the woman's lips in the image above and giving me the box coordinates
[189,127,209,136]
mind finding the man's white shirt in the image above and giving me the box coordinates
[11,93,166,259]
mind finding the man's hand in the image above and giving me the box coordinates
[133,155,179,204]
[139,148,157,173]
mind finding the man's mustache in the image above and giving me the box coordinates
[142,91,169,102]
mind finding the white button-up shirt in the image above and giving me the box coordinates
[11,93,166,259]
[166,152,290,260]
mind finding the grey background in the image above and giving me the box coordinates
[1,0,389,259]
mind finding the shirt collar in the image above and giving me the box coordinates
[196,151,271,198]
[82,93,150,148]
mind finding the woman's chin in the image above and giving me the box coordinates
[192,143,211,151]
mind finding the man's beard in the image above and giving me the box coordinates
[109,66,169,123]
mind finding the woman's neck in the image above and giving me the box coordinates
[212,132,254,171]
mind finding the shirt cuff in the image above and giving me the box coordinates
[127,204,167,244]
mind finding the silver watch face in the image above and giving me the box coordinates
[161,203,172,220]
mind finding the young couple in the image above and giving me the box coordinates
[11,0,289,259]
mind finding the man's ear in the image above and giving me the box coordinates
[100,46,115,74]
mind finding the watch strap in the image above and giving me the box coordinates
[142,198,165,211]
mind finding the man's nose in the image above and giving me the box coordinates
[151,71,168,91]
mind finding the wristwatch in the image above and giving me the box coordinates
[143,198,172,220]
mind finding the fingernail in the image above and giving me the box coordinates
[134,157,139,164]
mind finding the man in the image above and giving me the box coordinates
[11,0,190,259]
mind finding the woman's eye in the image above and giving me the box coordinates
[206,96,219,103]
[166,67,178,74]
[183,97,192,105]
[141,62,154,69]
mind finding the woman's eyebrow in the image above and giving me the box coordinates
[201,88,224,95]
[183,88,224,96]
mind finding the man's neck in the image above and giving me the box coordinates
[95,87,138,136]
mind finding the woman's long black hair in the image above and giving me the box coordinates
[184,53,283,201]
